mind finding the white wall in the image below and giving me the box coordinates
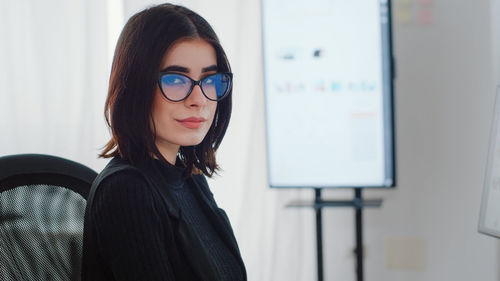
[218,0,500,279]
[320,0,500,280]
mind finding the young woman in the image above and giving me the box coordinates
[81,4,246,281]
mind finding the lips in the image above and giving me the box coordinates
[176,117,207,129]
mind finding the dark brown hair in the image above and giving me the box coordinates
[100,3,232,177]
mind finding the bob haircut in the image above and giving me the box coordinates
[100,3,232,177]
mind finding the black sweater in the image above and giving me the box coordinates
[81,157,246,281]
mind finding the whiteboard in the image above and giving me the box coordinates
[479,86,500,238]
[262,0,395,188]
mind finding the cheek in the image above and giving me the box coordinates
[151,91,174,129]
[207,102,218,125]
[151,92,163,126]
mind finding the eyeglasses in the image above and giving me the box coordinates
[158,72,233,102]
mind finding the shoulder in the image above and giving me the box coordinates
[191,173,208,185]
[95,156,151,192]
[99,169,148,193]
[190,173,217,201]
[88,169,161,225]
[91,158,155,209]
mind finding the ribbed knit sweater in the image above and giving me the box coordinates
[156,160,243,281]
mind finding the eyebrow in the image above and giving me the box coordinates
[160,64,218,73]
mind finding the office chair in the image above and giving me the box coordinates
[0,154,97,281]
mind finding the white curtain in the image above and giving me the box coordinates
[0,0,110,171]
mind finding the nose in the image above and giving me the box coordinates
[185,84,206,107]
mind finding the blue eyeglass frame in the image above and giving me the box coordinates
[157,72,233,102]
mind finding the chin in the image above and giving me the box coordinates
[178,136,206,147]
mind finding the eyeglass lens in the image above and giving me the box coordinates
[160,73,231,101]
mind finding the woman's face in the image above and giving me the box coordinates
[151,39,218,161]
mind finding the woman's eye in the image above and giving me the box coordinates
[165,76,185,85]
[204,77,215,85]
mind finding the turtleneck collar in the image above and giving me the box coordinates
[152,158,186,189]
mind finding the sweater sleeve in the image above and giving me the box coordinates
[90,171,176,281]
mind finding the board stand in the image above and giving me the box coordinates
[286,188,383,281]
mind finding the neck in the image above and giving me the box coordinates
[155,140,180,165]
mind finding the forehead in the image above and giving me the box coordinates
[161,39,217,69]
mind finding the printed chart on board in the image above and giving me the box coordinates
[262,0,394,187]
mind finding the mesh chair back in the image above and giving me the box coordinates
[0,154,97,281]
